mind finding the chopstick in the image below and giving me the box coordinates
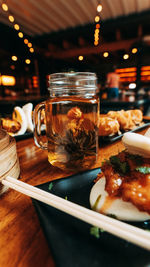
[2,176,150,251]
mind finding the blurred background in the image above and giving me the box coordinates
[1,0,150,114]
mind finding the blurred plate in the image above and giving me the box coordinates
[14,131,33,141]
[32,168,150,267]
[14,128,46,141]
[100,119,150,144]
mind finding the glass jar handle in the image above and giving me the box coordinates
[33,102,47,150]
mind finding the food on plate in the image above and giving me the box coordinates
[1,103,34,136]
[1,118,21,134]
[22,103,34,132]
[127,109,143,125]
[99,109,143,137]
[107,109,143,131]
[90,131,150,221]
[107,110,134,131]
[90,176,150,221]
[1,102,46,136]
[99,117,120,136]
[12,106,27,135]
[122,132,150,157]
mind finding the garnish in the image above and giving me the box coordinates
[90,226,104,238]
[65,196,68,200]
[135,166,150,174]
[128,154,143,165]
[101,159,111,166]
[110,155,130,174]
[48,182,53,191]
[92,194,101,211]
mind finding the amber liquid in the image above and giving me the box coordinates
[45,96,99,171]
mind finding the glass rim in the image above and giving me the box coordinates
[48,72,97,91]
[48,72,97,79]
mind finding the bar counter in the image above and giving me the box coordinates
[0,125,149,267]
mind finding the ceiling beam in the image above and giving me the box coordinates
[138,24,143,37]
[78,37,89,47]
[6,0,53,34]
[75,0,94,21]
[115,29,122,41]
[44,0,75,28]
[87,54,100,64]
[121,0,130,15]
[62,40,75,50]
[58,0,85,25]
[46,38,139,59]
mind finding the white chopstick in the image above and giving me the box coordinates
[2,176,150,251]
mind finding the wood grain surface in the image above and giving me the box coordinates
[0,127,148,267]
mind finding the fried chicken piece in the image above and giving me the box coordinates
[1,118,21,133]
[122,175,150,213]
[107,109,143,131]
[99,117,120,136]
[101,151,150,214]
[126,109,143,125]
[101,162,123,196]
[107,110,135,131]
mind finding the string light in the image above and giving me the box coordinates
[94,41,98,46]
[94,2,102,46]
[11,55,18,61]
[96,23,100,29]
[95,16,100,23]
[25,59,31,64]
[14,24,20,30]
[28,42,32,48]
[1,1,34,55]
[8,15,14,22]
[2,3,8,11]
[103,52,109,58]
[78,55,84,61]
[24,39,28,44]
[123,54,129,60]
[18,32,23,38]
[132,48,138,54]
[29,48,34,53]
[97,4,102,12]
[10,65,15,70]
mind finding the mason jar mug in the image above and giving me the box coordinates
[33,72,100,172]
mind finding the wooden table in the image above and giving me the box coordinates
[0,127,148,267]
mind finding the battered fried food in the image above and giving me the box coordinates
[126,109,143,125]
[101,151,150,214]
[99,117,120,136]
[107,110,134,130]
[1,118,21,133]
[107,109,143,131]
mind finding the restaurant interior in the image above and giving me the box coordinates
[1,0,150,114]
[1,1,150,267]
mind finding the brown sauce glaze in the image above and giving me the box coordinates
[101,151,150,214]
